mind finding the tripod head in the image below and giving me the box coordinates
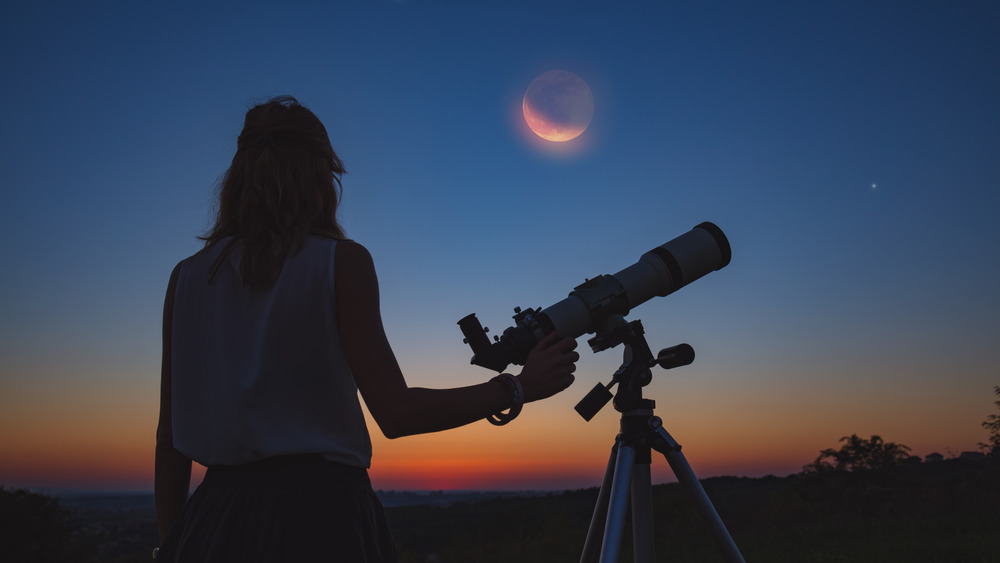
[575,315,695,421]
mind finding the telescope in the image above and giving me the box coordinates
[459,222,731,372]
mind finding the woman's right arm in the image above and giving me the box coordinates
[155,262,192,543]
[335,240,578,439]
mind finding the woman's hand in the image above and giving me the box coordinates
[517,332,580,403]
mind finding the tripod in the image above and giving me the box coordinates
[575,317,746,563]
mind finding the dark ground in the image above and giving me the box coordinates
[3,457,997,562]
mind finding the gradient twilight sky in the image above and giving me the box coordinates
[1,1,998,492]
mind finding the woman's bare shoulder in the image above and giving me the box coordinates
[334,239,379,295]
[335,239,374,268]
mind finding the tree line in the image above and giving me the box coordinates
[802,385,999,475]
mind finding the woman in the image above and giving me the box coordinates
[154,96,579,562]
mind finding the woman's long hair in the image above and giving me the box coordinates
[202,96,346,288]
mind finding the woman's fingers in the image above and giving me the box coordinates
[519,334,581,402]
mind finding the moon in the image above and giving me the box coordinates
[522,70,595,142]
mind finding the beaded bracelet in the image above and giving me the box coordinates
[487,373,524,426]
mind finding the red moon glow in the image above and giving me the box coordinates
[522,70,595,142]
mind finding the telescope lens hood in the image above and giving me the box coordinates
[695,221,731,269]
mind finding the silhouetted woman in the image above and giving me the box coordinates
[154,96,578,562]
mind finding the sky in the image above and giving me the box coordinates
[1,1,998,492]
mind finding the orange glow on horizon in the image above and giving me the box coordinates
[1,370,990,492]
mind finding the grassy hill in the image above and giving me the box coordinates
[3,457,996,562]
[387,458,1000,563]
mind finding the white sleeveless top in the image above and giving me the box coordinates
[170,236,372,467]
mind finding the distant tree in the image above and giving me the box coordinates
[980,385,1000,455]
[803,434,912,474]
[0,486,96,563]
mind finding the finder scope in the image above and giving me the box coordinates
[459,222,731,372]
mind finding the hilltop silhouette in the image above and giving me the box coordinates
[5,450,997,562]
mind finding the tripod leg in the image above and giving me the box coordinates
[599,443,636,563]
[651,423,746,563]
[630,451,655,563]
[580,446,618,563]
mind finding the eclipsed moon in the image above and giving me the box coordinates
[522,70,594,142]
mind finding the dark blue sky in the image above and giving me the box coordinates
[1,1,998,489]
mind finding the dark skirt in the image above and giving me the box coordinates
[158,455,396,563]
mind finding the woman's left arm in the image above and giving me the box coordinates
[154,262,192,544]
